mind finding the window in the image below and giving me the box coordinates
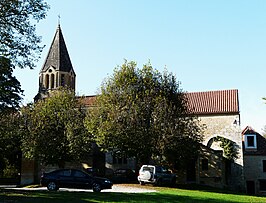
[73,170,86,178]
[58,170,71,176]
[112,152,127,164]
[51,74,55,89]
[247,137,254,146]
[260,180,266,191]
[156,167,162,173]
[61,74,65,86]
[202,159,208,171]
[45,74,49,89]
[244,134,257,149]
[263,160,266,172]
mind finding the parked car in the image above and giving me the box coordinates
[112,168,137,183]
[137,165,176,186]
[40,169,113,192]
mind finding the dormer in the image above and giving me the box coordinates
[242,126,258,151]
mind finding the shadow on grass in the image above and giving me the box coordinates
[174,184,242,194]
[0,189,249,203]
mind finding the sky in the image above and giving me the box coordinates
[14,0,266,133]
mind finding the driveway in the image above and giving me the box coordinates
[3,184,157,193]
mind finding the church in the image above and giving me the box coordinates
[21,24,245,192]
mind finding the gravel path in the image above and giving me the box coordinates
[105,184,157,193]
[3,184,157,193]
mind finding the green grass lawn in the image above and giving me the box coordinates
[0,185,266,203]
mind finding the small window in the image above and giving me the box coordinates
[61,74,65,86]
[260,180,266,191]
[51,74,55,89]
[45,74,49,89]
[263,160,266,172]
[245,134,257,149]
[247,136,254,147]
[202,159,208,171]
[112,152,127,164]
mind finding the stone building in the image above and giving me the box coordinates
[22,24,244,192]
[84,90,244,191]
[242,126,266,195]
[186,90,244,191]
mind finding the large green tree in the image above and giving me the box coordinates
[85,60,203,169]
[0,56,23,113]
[21,88,93,167]
[0,111,22,178]
[0,0,49,69]
[263,98,266,137]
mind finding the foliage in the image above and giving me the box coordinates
[21,88,93,167]
[263,98,266,137]
[0,0,49,69]
[0,111,22,177]
[263,125,266,138]
[85,60,203,168]
[3,162,18,178]
[0,56,23,113]
[213,136,238,161]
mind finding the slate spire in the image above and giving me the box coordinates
[35,24,76,101]
[41,24,75,73]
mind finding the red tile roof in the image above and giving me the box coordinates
[186,89,239,115]
[81,89,239,115]
[77,95,97,106]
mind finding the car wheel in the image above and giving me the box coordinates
[171,177,176,187]
[140,181,145,185]
[47,181,58,191]
[92,182,101,192]
[156,179,162,187]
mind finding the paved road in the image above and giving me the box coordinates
[3,184,157,193]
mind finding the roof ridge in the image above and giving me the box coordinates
[188,89,238,94]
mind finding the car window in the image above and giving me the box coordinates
[142,167,153,172]
[58,170,71,177]
[73,170,87,178]
[156,167,162,173]
[116,169,126,173]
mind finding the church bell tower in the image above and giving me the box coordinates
[35,24,76,101]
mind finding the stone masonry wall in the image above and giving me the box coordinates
[244,155,266,194]
[198,114,244,191]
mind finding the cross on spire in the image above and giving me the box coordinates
[58,14,61,26]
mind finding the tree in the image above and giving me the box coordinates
[21,88,93,167]
[0,56,23,113]
[213,136,238,161]
[85,60,203,169]
[0,0,49,69]
[0,111,22,178]
[263,98,266,137]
